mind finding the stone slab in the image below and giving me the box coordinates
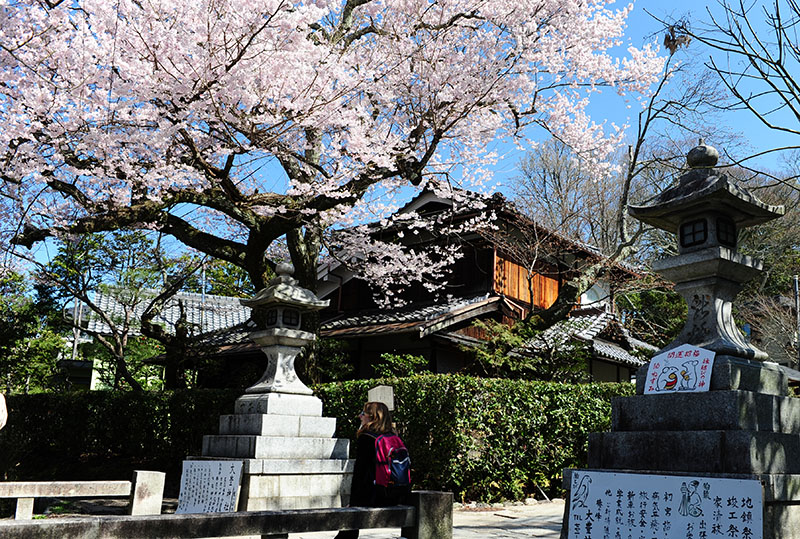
[202,435,349,460]
[239,494,345,511]
[0,481,131,498]
[242,458,354,475]
[242,473,349,499]
[129,470,166,516]
[0,504,418,537]
[587,430,800,474]
[611,390,800,433]
[637,355,788,396]
[14,498,33,520]
[234,393,323,416]
[218,414,337,437]
[561,468,800,539]
[562,468,800,503]
[765,503,800,539]
[402,491,454,539]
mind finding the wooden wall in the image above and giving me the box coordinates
[493,253,559,309]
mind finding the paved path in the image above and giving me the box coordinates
[288,501,565,539]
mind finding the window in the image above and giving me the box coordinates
[282,309,301,328]
[265,309,278,327]
[680,219,707,248]
[717,217,736,248]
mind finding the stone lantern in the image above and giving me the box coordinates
[237,262,329,409]
[628,140,784,363]
[561,143,800,538]
[200,263,353,511]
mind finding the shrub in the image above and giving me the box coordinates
[0,376,632,504]
[313,374,633,501]
[373,353,430,378]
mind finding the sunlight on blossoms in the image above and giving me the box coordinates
[0,0,665,299]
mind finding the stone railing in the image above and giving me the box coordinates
[0,490,452,539]
[0,470,165,520]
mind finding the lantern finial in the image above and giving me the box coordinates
[686,139,719,168]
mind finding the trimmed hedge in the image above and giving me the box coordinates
[315,374,633,501]
[0,389,241,494]
[0,375,633,502]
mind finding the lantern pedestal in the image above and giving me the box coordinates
[241,329,318,397]
[193,264,353,511]
[651,246,768,361]
[200,401,352,510]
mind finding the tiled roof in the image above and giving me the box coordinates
[184,294,498,353]
[322,294,492,330]
[85,289,251,337]
[591,340,646,368]
[534,310,613,345]
[519,309,654,368]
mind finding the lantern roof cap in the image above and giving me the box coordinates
[628,141,784,233]
[240,263,329,311]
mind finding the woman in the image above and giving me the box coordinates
[334,401,409,539]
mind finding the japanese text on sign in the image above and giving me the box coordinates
[176,460,243,514]
[568,470,762,539]
[645,344,715,395]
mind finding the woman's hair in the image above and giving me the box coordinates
[358,401,393,435]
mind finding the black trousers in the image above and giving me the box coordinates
[333,486,410,539]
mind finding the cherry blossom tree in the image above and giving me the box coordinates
[0,0,664,311]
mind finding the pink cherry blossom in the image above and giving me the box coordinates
[0,0,664,293]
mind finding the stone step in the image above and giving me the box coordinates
[239,494,345,512]
[218,414,337,437]
[184,456,354,476]
[588,430,800,475]
[612,390,800,433]
[243,458,354,475]
[234,393,323,416]
[241,472,350,500]
[202,435,349,460]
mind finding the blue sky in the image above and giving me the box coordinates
[490,0,797,193]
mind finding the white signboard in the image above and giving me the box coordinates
[644,344,715,395]
[568,470,762,539]
[176,460,243,514]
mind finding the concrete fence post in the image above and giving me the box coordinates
[401,490,453,539]
[14,498,33,520]
[128,470,165,516]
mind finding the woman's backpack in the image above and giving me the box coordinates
[370,433,411,488]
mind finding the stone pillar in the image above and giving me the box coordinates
[401,491,454,539]
[562,142,799,538]
[195,264,353,511]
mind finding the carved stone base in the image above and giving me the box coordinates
[234,393,323,416]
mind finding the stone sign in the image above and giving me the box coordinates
[568,470,762,539]
[176,460,243,514]
[368,385,395,410]
[644,344,715,395]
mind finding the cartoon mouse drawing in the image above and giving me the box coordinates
[657,366,680,392]
[679,360,699,390]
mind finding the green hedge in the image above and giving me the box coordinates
[0,375,633,502]
[315,374,633,502]
[0,389,241,493]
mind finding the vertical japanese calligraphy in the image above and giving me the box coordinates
[568,471,762,539]
[176,460,243,514]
